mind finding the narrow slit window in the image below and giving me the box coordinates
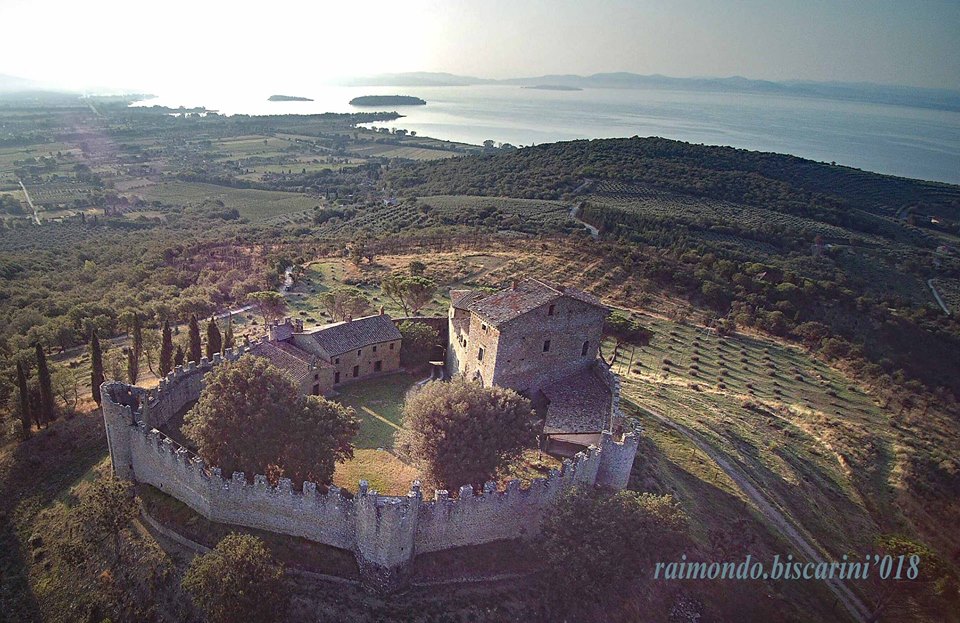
[543,340,551,352]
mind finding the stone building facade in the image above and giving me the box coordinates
[250,313,402,396]
[447,279,607,392]
[447,279,619,450]
[100,349,639,592]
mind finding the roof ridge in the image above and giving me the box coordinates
[528,277,562,294]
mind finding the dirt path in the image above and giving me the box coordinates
[19,179,40,225]
[927,279,951,316]
[629,398,872,623]
[568,204,599,238]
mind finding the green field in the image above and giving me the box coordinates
[130,181,321,220]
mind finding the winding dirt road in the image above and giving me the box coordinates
[628,398,873,623]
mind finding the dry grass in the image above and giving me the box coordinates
[333,448,423,496]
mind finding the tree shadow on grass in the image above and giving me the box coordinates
[0,412,108,621]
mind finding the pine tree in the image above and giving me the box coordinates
[127,348,139,384]
[16,361,31,439]
[206,318,222,359]
[223,315,235,351]
[132,313,143,360]
[188,315,202,364]
[159,320,174,377]
[174,345,185,368]
[35,343,56,425]
[90,329,105,405]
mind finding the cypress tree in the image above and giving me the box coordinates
[206,318,222,359]
[35,343,56,425]
[223,315,235,351]
[16,361,31,439]
[188,315,202,364]
[132,313,143,360]
[159,320,174,377]
[174,345,185,368]
[90,329,105,405]
[127,348,139,384]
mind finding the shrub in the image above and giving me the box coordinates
[183,534,287,623]
[541,487,688,613]
[397,320,439,369]
[183,355,359,487]
[395,378,535,490]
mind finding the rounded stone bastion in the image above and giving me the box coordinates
[100,347,640,592]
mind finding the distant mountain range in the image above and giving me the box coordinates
[339,72,960,112]
[4,70,958,113]
[0,73,42,93]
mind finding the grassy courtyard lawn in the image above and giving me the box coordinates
[331,374,423,495]
[333,372,418,449]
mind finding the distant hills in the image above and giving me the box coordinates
[0,73,42,93]
[340,72,960,112]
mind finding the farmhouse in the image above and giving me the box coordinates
[249,313,402,395]
[446,278,618,452]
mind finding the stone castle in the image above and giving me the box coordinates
[100,279,638,591]
[447,278,621,454]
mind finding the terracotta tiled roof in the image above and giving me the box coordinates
[450,289,487,310]
[467,278,605,327]
[541,368,612,434]
[304,314,401,357]
[248,340,319,383]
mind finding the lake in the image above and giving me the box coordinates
[133,84,960,184]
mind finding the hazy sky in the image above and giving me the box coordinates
[0,0,957,92]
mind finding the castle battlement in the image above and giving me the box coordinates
[100,346,638,592]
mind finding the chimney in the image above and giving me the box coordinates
[346,314,353,322]
[379,305,385,316]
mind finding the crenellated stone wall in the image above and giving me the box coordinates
[100,347,638,592]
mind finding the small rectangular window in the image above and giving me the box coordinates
[481,323,487,331]
[548,304,555,316]
[389,343,395,350]
[357,349,362,357]
[334,371,340,384]
[581,341,589,357]
[314,373,320,381]
[335,358,340,365]
[373,345,377,352]
[478,347,485,361]
[374,360,382,372]
[543,340,551,352]
[352,365,359,378]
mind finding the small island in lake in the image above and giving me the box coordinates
[522,84,583,91]
[268,94,313,102]
[349,95,426,106]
